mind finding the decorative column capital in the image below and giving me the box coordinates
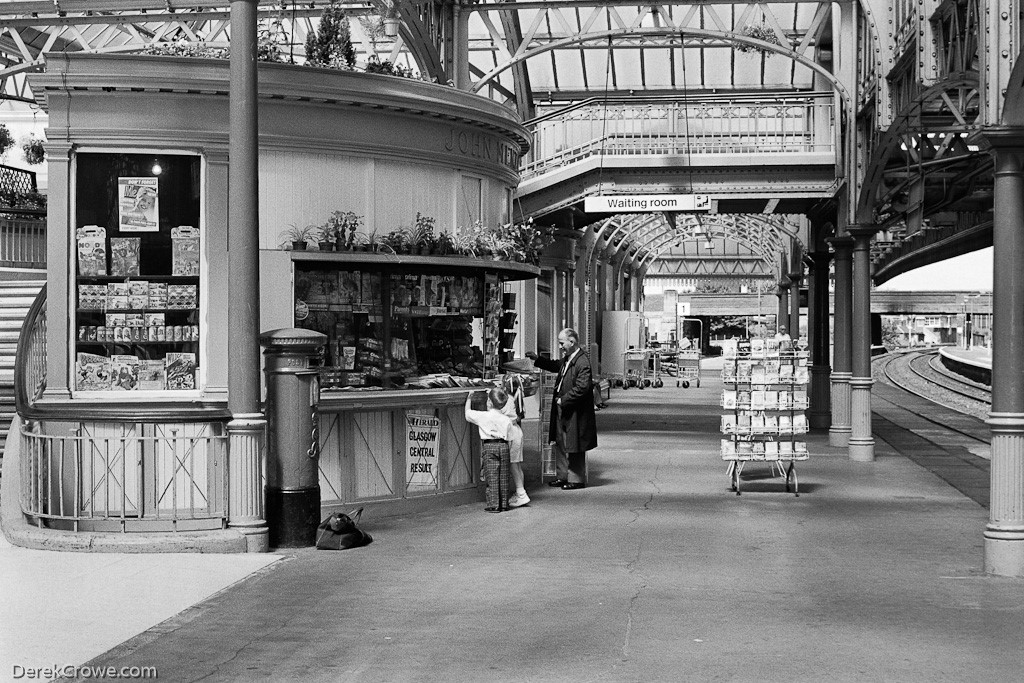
[979,125,1024,152]
[846,224,878,241]
[826,234,855,252]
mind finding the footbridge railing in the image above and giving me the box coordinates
[522,93,837,181]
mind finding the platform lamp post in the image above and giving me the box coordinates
[226,0,269,552]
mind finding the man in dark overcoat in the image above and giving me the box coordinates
[526,328,597,489]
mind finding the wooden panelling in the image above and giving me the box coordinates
[351,410,395,500]
[441,404,475,490]
[318,411,346,504]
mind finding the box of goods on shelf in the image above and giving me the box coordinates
[719,337,810,495]
[74,224,200,392]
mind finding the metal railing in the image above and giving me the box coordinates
[20,422,229,531]
[14,287,234,531]
[0,214,46,268]
[521,93,837,181]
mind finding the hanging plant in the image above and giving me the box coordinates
[22,136,45,165]
[736,23,783,56]
[0,124,15,159]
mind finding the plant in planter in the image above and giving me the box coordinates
[498,218,555,265]
[434,231,455,256]
[280,224,315,250]
[328,210,364,250]
[410,213,437,254]
[736,23,783,56]
[315,222,336,251]
[365,57,416,78]
[372,0,403,38]
[305,1,357,69]
[450,231,478,257]
[380,227,414,254]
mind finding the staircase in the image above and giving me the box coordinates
[0,278,44,460]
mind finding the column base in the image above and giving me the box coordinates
[984,527,1024,577]
[829,427,851,448]
[848,437,875,462]
[266,487,321,548]
[230,522,270,553]
[849,376,874,461]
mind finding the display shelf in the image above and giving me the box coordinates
[720,338,809,496]
[76,275,199,282]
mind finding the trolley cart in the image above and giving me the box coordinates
[676,350,702,388]
[646,348,667,388]
[621,349,650,389]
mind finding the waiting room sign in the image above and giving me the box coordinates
[584,194,711,213]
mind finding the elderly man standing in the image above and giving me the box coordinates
[526,328,598,489]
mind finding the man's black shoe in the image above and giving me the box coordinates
[548,479,568,487]
[561,482,586,490]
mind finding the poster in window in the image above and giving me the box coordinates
[171,226,200,276]
[118,177,160,232]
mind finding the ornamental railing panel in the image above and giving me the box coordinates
[522,94,836,181]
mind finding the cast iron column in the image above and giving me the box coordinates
[777,279,790,334]
[982,128,1024,576]
[828,236,853,446]
[789,269,802,338]
[227,0,268,551]
[848,226,875,461]
[807,251,832,430]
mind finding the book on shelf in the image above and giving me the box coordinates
[721,439,736,456]
[736,360,752,381]
[795,367,809,384]
[165,352,196,390]
[750,413,766,432]
[764,360,780,382]
[764,414,779,432]
[737,414,752,434]
[779,414,792,433]
[765,440,779,457]
[737,390,751,406]
[793,414,808,433]
[137,360,166,390]
[721,415,736,434]
[171,226,201,276]
[778,390,792,408]
[76,226,107,276]
[750,364,766,384]
[751,390,766,410]
[750,338,765,358]
[766,338,780,355]
[109,237,141,277]
[779,364,794,381]
[722,390,737,409]
[76,352,111,391]
[794,389,808,408]
[764,390,779,409]
[795,441,808,455]
[110,355,140,391]
[779,441,794,455]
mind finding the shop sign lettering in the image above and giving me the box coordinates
[444,128,521,171]
[406,413,441,488]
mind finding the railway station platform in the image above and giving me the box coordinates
[3,369,1023,682]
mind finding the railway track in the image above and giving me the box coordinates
[876,349,991,438]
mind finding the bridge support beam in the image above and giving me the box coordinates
[848,226,876,462]
[807,250,832,430]
[982,128,1024,577]
[828,236,853,447]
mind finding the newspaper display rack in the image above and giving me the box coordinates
[720,338,810,496]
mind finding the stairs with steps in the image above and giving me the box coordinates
[0,278,45,465]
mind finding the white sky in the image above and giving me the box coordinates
[876,247,993,292]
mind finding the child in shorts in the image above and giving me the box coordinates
[465,387,514,512]
[501,375,529,507]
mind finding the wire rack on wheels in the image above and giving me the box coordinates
[538,370,558,479]
[621,349,650,389]
[675,350,702,388]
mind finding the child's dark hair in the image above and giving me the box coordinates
[488,387,509,409]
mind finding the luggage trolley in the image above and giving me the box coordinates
[621,349,650,389]
[675,317,704,388]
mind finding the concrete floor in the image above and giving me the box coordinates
[5,373,1024,682]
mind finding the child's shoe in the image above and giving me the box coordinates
[508,492,530,508]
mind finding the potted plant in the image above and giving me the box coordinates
[737,23,783,56]
[329,210,364,250]
[410,213,436,254]
[380,227,413,254]
[305,1,357,68]
[280,224,315,250]
[315,222,336,251]
[450,231,477,257]
[435,231,455,256]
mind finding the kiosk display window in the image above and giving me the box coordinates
[293,261,508,390]
[73,153,202,393]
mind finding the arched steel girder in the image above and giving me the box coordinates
[856,72,985,228]
[468,25,852,112]
[582,213,803,281]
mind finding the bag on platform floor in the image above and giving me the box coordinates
[315,507,373,550]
